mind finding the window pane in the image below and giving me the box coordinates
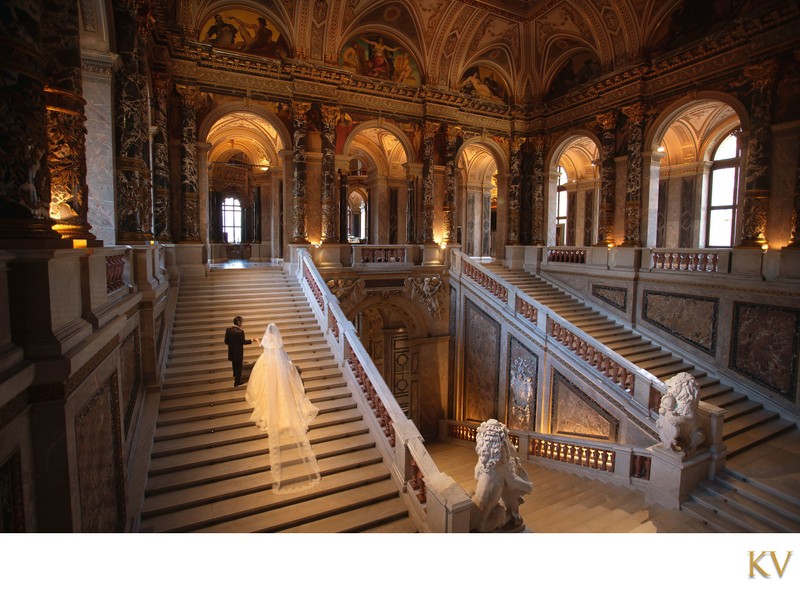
[714,134,737,160]
[710,167,735,207]
[557,190,567,217]
[708,208,733,246]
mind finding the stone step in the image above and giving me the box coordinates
[159,384,351,414]
[361,515,419,533]
[680,499,752,532]
[705,473,800,529]
[140,462,391,532]
[686,488,780,532]
[203,479,402,533]
[724,418,796,457]
[145,433,377,496]
[142,448,385,518]
[723,408,780,439]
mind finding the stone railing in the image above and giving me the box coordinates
[356,245,407,264]
[647,249,729,273]
[547,247,587,264]
[444,420,649,485]
[295,248,472,532]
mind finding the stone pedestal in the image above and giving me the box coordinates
[778,248,800,280]
[646,445,713,509]
[317,245,343,267]
[131,245,169,383]
[424,471,473,533]
[730,248,765,279]
[422,244,445,266]
[505,245,526,270]
[171,244,207,278]
[608,246,641,270]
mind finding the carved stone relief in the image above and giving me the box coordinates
[550,370,618,441]
[506,337,537,432]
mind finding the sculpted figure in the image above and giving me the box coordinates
[656,372,705,457]
[470,419,533,532]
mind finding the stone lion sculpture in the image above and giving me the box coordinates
[656,372,705,457]
[470,419,533,532]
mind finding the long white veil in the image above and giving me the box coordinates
[245,323,320,494]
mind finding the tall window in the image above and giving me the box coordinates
[555,166,568,246]
[706,132,740,247]
[222,197,242,243]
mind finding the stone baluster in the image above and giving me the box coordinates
[43,0,95,241]
[291,102,310,243]
[621,102,647,246]
[531,134,547,245]
[321,106,339,243]
[0,0,61,241]
[114,0,154,242]
[151,74,172,241]
[506,137,522,245]
[422,121,438,244]
[739,60,777,247]
[443,125,461,244]
[595,111,618,246]
[176,84,200,242]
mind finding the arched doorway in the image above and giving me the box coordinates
[457,141,503,257]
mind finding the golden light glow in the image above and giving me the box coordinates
[72,239,87,249]
[761,243,769,251]
[440,241,447,249]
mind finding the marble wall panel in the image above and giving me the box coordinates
[119,328,141,434]
[75,374,124,532]
[463,299,500,423]
[643,290,717,354]
[679,177,694,248]
[550,370,618,441]
[506,337,537,431]
[83,75,116,246]
[731,302,800,401]
[592,284,627,312]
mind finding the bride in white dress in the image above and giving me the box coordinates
[246,323,320,494]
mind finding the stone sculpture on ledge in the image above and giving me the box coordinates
[470,419,533,532]
[656,372,705,457]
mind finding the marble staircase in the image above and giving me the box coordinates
[481,262,799,531]
[138,266,416,533]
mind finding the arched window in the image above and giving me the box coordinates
[706,132,740,247]
[555,166,568,246]
[222,197,242,243]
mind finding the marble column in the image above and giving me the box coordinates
[787,138,800,249]
[621,101,647,246]
[506,137,522,245]
[595,110,618,246]
[422,121,438,244]
[0,0,60,241]
[443,125,462,244]
[290,102,310,243]
[176,85,200,243]
[406,172,417,243]
[152,74,172,241]
[197,141,211,246]
[338,169,349,242]
[321,106,339,243]
[739,60,777,247]
[42,0,95,241]
[114,2,153,242]
[531,134,546,245]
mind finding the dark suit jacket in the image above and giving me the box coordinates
[224,326,252,362]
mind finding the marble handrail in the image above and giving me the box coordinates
[296,248,465,531]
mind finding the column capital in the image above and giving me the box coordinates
[596,110,618,131]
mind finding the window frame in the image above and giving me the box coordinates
[221,196,243,244]
[705,131,740,248]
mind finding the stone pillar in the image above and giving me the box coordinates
[506,137,522,245]
[114,1,153,243]
[321,106,339,243]
[531,134,546,245]
[42,0,95,241]
[406,172,417,244]
[443,125,461,244]
[621,101,647,246]
[291,102,310,243]
[338,169,349,242]
[197,141,211,247]
[0,0,61,242]
[739,60,777,247]
[422,121,438,244]
[151,74,172,241]
[176,85,201,243]
[595,110,618,246]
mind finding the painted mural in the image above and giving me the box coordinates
[200,10,290,59]
[547,51,601,99]
[339,34,421,86]
[459,66,509,104]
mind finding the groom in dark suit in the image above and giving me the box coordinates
[225,316,252,386]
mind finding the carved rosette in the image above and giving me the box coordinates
[506,137,522,245]
[422,121,438,243]
[321,105,339,243]
[596,110,617,246]
[152,74,172,241]
[176,85,200,242]
[114,8,153,241]
[443,125,461,243]
[291,102,310,243]
[621,102,647,246]
[740,61,777,246]
[0,0,59,239]
[531,135,546,245]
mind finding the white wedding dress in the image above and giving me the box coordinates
[245,323,321,494]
